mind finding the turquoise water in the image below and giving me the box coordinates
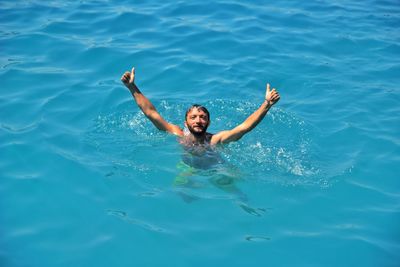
[1,0,399,266]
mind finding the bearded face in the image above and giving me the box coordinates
[185,107,210,136]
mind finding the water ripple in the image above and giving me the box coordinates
[1,0,399,266]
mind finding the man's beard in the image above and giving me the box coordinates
[187,124,208,137]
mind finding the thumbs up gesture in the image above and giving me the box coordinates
[265,83,280,106]
[121,67,136,89]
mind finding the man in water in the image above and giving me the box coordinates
[121,67,280,209]
[121,67,280,146]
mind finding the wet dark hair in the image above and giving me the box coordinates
[185,104,210,121]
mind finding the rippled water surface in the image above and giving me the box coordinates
[1,0,399,266]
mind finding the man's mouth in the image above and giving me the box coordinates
[188,124,206,136]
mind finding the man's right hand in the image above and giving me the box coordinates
[121,67,135,89]
[265,83,280,106]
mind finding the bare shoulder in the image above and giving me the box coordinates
[167,124,184,137]
[210,130,229,145]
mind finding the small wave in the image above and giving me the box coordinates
[106,209,170,234]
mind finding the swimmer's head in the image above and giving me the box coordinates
[184,104,210,136]
[185,104,210,121]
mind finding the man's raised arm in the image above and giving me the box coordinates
[121,67,183,136]
[211,83,280,145]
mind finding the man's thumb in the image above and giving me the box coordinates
[130,67,135,83]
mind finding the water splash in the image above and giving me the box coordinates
[86,99,340,189]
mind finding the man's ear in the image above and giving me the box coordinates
[184,121,188,128]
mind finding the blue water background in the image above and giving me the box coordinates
[1,0,399,266]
